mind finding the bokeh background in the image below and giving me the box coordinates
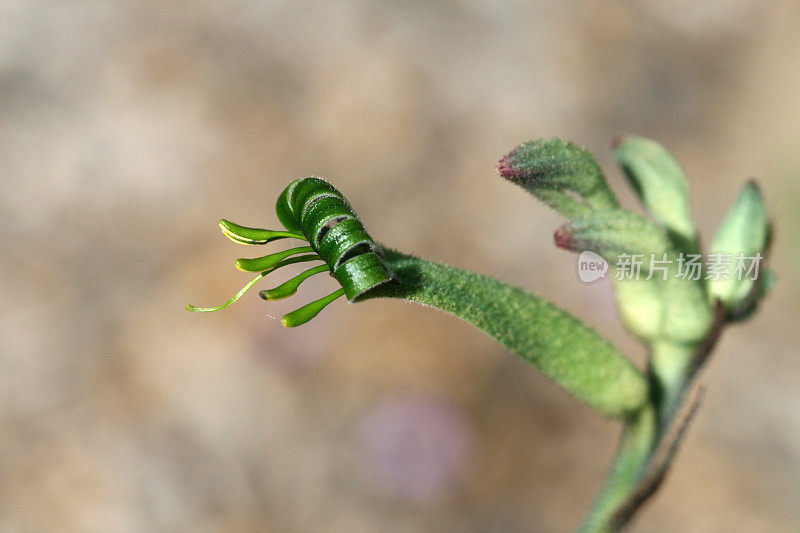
[2,1,799,531]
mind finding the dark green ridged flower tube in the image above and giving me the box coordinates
[275,177,397,301]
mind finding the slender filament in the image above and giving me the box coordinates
[186,271,270,312]
[186,255,324,312]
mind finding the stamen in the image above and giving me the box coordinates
[236,246,315,272]
[185,255,324,312]
[260,264,331,301]
[281,289,345,327]
[219,219,305,245]
[186,271,269,313]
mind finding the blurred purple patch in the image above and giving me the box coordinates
[358,396,474,503]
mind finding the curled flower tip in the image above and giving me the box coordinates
[554,225,577,251]
[260,264,331,301]
[219,218,305,245]
[235,246,316,272]
[188,176,396,325]
[281,289,345,327]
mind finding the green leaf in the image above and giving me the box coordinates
[497,138,619,218]
[613,136,698,252]
[365,249,648,419]
[708,181,771,317]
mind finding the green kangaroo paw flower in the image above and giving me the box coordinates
[281,288,345,327]
[188,139,776,532]
[260,264,331,300]
[219,219,305,245]
[190,177,396,323]
[235,246,316,272]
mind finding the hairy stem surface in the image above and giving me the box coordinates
[368,249,715,531]
[367,249,648,420]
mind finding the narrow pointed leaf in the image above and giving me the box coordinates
[708,181,771,316]
[613,136,697,251]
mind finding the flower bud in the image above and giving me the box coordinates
[708,181,772,318]
[555,209,713,345]
[553,209,670,263]
[613,136,698,252]
[498,138,619,218]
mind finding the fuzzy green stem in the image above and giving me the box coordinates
[366,249,648,419]
[580,405,658,533]
[650,341,695,429]
[580,341,700,531]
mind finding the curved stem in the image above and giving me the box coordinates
[580,405,658,533]
[650,341,694,430]
[580,341,706,532]
[366,249,648,420]
[361,248,718,530]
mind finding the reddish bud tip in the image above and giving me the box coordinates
[554,225,576,251]
[745,177,761,190]
[497,147,522,181]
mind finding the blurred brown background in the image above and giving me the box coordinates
[2,1,799,531]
